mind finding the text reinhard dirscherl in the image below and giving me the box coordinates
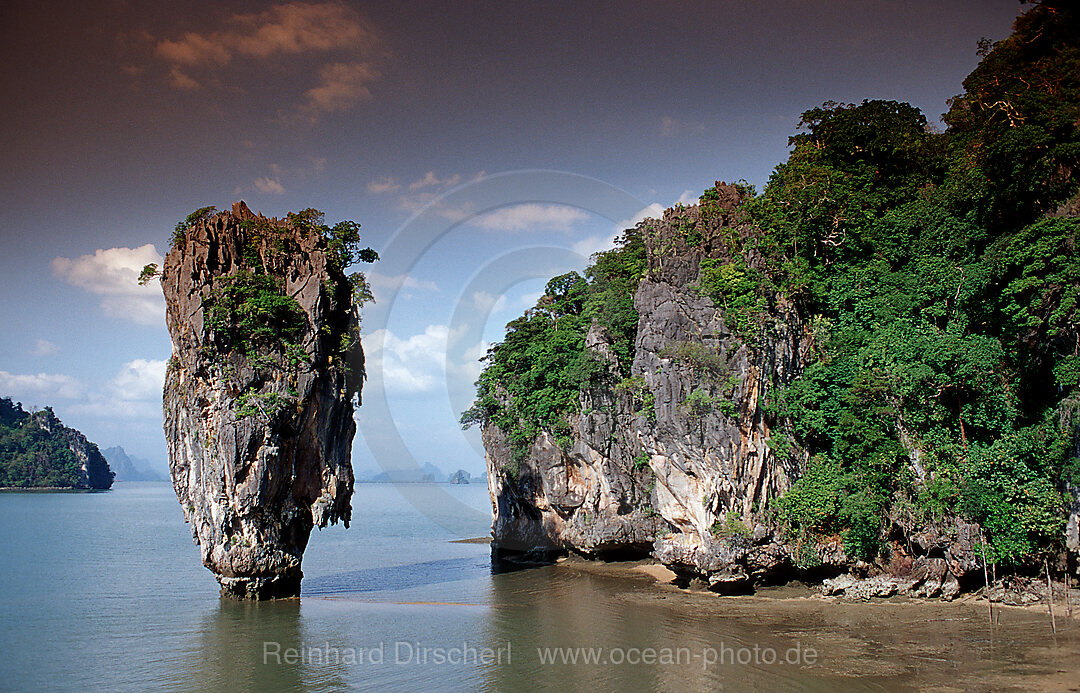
[262,640,819,670]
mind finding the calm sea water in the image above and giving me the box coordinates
[1,483,1076,692]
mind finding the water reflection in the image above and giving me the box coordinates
[173,599,349,693]
[478,559,1080,692]
[481,562,885,692]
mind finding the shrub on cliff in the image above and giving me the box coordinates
[465,0,1080,568]
[205,271,306,356]
[460,228,647,471]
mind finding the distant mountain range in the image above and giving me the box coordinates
[356,462,485,484]
[101,446,164,482]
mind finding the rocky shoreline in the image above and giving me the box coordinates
[477,184,1079,600]
[565,554,1080,616]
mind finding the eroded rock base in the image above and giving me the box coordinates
[218,572,303,600]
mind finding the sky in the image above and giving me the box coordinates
[0,0,1025,477]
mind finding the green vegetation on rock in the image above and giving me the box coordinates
[205,271,306,357]
[466,0,1080,568]
[154,205,378,421]
[0,398,113,489]
[460,228,648,470]
[759,1,1080,564]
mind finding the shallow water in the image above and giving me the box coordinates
[1,483,1076,692]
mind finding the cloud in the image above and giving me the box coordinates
[469,290,506,314]
[408,171,462,192]
[156,32,231,66]
[302,61,377,116]
[155,2,375,67]
[362,324,485,396]
[572,232,620,258]
[367,176,399,194]
[674,189,699,206]
[30,340,60,356]
[67,358,166,420]
[366,271,438,301]
[0,371,83,400]
[51,245,165,326]
[447,338,488,389]
[168,67,200,90]
[660,115,706,137]
[395,194,474,221]
[109,359,167,402]
[571,200,668,259]
[232,3,376,58]
[470,289,542,318]
[364,325,450,394]
[470,204,590,232]
[0,360,167,421]
[391,170,483,217]
[253,176,286,194]
[150,3,383,117]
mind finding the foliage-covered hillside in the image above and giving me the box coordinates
[465,0,1080,568]
[0,397,114,489]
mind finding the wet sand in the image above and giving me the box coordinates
[551,556,1080,692]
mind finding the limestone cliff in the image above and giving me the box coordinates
[160,202,361,599]
[482,186,984,596]
[484,187,807,581]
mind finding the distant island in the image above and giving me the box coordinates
[101,446,164,482]
[0,397,113,490]
[355,463,485,484]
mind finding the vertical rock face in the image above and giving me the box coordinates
[34,407,115,490]
[482,189,992,596]
[632,226,811,590]
[160,202,360,599]
[58,420,116,491]
[485,187,814,586]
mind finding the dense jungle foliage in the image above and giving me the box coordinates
[146,207,377,421]
[763,1,1080,564]
[463,1,1079,566]
[459,230,648,473]
[0,398,95,488]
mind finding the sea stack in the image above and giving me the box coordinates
[159,202,362,599]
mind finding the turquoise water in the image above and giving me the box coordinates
[2,483,1076,692]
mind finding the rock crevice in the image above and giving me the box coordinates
[482,186,986,597]
[161,202,359,599]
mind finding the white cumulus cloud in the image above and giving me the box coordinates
[109,359,167,402]
[363,324,483,396]
[0,359,167,422]
[0,371,83,400]
[470,203,590,233]
[364,325,450,394]
[253,176,286,195]
[51,245,165,326]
